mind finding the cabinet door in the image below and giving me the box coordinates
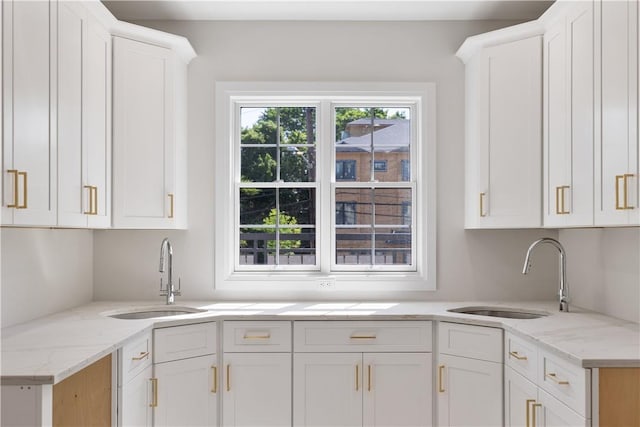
[2,0,57,226]
[468,36,542,228]
[120,365,153,427]
[223,353,291,427]
[596,0,640,225]
[535,388,587,427]
[57,1,86,227]
[84,14,111,228]
[154,355,217,427]
[437,353,502,427]
[113,36,176,229]
[543,1,595,228]
[293,353,362,427]
[362,353,432,427]
[505,366,538,427]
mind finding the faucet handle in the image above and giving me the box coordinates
[174,278,182,296]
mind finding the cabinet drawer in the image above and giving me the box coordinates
[223,321,291,352]
[154,322,217,364]
[120,331,152,385]
[538,349,590,417]
[438,322,502,362]
[294,321,432,352]
[505,332,538,382]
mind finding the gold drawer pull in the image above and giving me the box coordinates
[350,334,376,340]
[226,364,231,391]
[150,378,158,407]
[438,365,445,393]
[355,364,359,391]
[168,193,174,218]
[545,372,569,385]
[367,365,372,392]
[211,366,217,393]
[132,351,149,361]
[509,351,528,361]
[243,333,271,339]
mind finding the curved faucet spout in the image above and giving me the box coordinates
[522,237,569,312]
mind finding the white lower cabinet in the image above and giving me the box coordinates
[222,320,292,427]
[154,355,217,427]
[293,321,433,427]
[121,365,153,427]
[153,322,218,427]
[504,332,589,427]
[223,353,291,427]
[436,322,503,427]
[119,332,153,427]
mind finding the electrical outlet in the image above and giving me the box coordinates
[317,277,335,289]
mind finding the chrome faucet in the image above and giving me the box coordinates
[159,238,180,304]
[522,237,568,312]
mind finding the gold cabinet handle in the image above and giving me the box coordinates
[226,364,231,391]
[355,364,359,391]
[7,170,18,208]
[479,192,487,217]
[17,171,27,209]
[211,366,217,393]
[350,334,376,340]
[438,365,445,393]
[168,193,174,218]
[616,174,636,210]
[367,365,372,392]
[243,333,271,339]
[92,186,98,215]
[132,351,149,361]
[526,399,536,427]
[509,351,528,361]
[555,186,570,215]
[84,186,93,215]
[545,372,569,385]
[150,378,158,407]
[532,402,542,426]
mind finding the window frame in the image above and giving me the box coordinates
[214,82,436,292]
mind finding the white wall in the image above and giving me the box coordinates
[559,228,640,323]
[1,229,94,327]
[94,20,560,303]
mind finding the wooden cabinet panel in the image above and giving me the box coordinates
[53,354,111,427]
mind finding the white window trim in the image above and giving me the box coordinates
[214,82,436,292]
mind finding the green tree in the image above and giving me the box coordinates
[262,208,301,249]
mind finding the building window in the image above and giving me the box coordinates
[373,160,387,172]
[336,160,356,181]
[215,82,436,290]
[401,159,410,181]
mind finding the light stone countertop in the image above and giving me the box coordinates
[2,300,639,385]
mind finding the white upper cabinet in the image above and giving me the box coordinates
[57,2,111,228]
[460,32,543,229]
[595,0,639,226]
[2,0,57,226]
[112,36,188,229]
[543,1,595,227]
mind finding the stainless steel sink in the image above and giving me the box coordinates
[447,306,549,319]
[105,306,206,320]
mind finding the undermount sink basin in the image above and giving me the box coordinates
[447,306,549,319]
[105,306,206,320]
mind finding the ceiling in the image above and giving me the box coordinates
[101,0,554,22]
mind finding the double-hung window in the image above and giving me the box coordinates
[215,82,436,291]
